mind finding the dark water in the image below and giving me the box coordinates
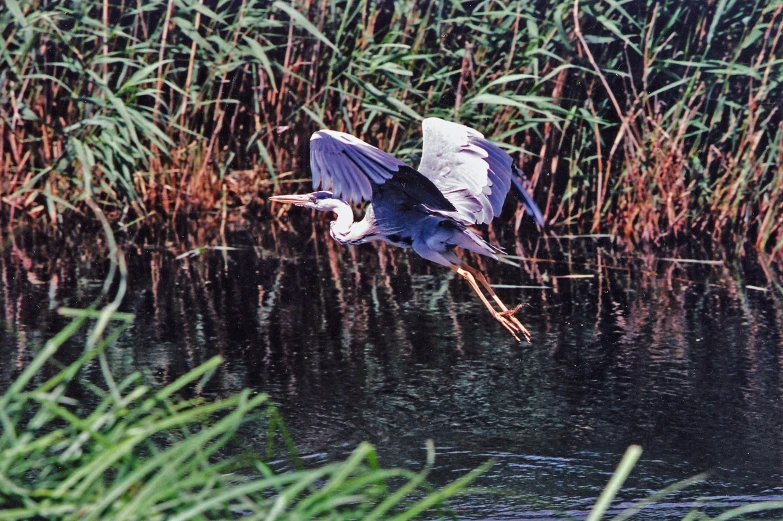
[2,220,783,519]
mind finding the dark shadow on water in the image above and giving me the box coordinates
[2,219,783,519]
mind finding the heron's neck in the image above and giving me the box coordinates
[328,201,355,232]
[328,203,376,245]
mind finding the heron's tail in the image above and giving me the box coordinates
[510,164,545,227]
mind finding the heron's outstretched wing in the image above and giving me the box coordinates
[310,130,455,211]
[418,118,544,226]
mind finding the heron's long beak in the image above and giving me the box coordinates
[269,194,311,206]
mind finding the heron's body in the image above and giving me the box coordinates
[271,118,544,341]
[331,178,496,262]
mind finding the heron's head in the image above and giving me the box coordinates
[269,191,348,213]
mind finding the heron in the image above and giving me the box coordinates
[270,117,544,342]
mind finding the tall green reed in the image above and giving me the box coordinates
[1,0,781,264]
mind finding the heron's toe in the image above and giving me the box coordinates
[498,304,522,318]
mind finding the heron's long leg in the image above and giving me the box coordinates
[451,266,525,342]
[460,263,511,311]
[459,263,531,342]
[410,241,529,342]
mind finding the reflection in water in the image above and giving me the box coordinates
[2,220,783,518]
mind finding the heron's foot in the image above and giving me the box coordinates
[490,307,531,343]
[498,304,522,318]
[494,304,531,343]
[452,264,533,343]
[492,312,521,342]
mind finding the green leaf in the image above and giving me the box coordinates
[4,0,27,26]
[486,73,538,87]
[354,79,422,122]
[273,1,339,54]
[243,36,278,90]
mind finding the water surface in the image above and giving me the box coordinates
[2,220,782,519]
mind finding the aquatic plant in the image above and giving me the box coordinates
[1,0,781,263]
[0,311,488,520]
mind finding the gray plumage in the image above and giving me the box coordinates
[309,117,544,228]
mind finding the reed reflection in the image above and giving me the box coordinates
[1,221,782,487]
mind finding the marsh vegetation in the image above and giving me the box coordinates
[1,0,782,266]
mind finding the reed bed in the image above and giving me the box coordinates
[1,0,782,263]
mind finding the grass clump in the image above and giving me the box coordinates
[0,310,484,520]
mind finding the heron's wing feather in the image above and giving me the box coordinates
[510,163,545,227]
[310,130,455,210]
[418,118,544,226]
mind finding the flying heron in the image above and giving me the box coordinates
[270,117,544,342]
